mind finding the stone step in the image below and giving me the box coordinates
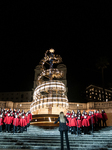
[0,139,112,142]
[0,144,111,149]
[1,136,112,140]
[0,146,111,150]
[1,135,112,139]
[0,141,111,145]
[0,125,112,149]
[1,132,112,136]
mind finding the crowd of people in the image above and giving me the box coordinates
[66,110,108,135]
[0,108,32,134]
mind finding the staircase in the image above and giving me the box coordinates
[0,125,112,150]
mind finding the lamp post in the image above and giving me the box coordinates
[77,104,79,136]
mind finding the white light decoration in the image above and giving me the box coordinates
[30,49,68,115]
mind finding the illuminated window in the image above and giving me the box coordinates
[106,99,108,102]
[86,91,88,93]
[92,92,94,94]
[109,93,111,96]
[100,99,101,101]
[99,94,101,98]
[92,88,94,91]
[95,90,97,92]
[106,96,108,98]
[99,90,101,92]
[102,91,104,93]
[109,97,111,99]
[90,96,92,98]
[105,92,108,95]
[90,89,92,91]
[95,93,97,95]
[90,93,92,95]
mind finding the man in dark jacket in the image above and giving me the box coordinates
[54,112,70,150]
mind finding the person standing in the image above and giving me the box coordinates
[25,113,29,131]
[77,116,82,135]
[13,115,19,134]
[82,115,89,134]
[28,111,32,127]
[0,114,3,132]
[4,113,11,132]
[71,115,77,134]
[102,110,108,127]
[54,112,70,150]
[19,116,27,133]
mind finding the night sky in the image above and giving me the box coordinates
[0,1,112,102]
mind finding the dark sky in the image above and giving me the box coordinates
[0,1,112,102]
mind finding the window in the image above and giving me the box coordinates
[109,97,111,99]
[92,92,94,94]
[109,93,111,96]
[106,96,108,98]
[92,88,94,91]
[90,89,92,91]
[95,89,97,92]
[99,90,101,92]
[90,96,92,98]
[95,93,97,95]
[86,91,88,93]
[94,97,96,99]
[99,94,101,98]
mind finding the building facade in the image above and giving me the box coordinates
[0,91,33,102]
[86,85,112,102]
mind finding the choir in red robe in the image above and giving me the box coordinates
[66,109,108,135]
[0,108,32,133]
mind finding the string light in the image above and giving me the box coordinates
[30,102,69,111]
